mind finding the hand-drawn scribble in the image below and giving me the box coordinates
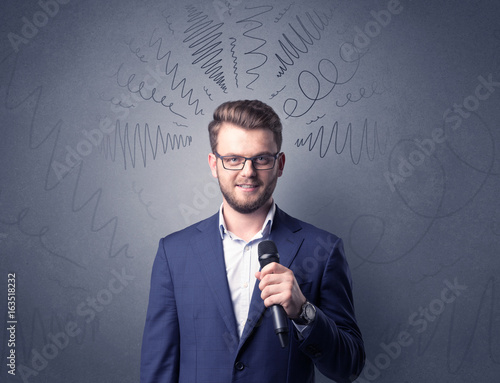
[4,54,131,261]
[203,86,213,101]
[269,85,286,99]
[336,81,387,107]
[236,5,273,90]
[148,28,205,116]
[173,121,188,128]
[52,111,143,181]
[348,214,386,268]
[348,211,437,268]
[162,10,175,35]
[275,9,335,77]
[6,1,70,53]
[98,92,135,109]
[390,113,496,220]
[294,119,387,163]
[444,112,499,176]
[274,2,294,23]
[363,277,478,381]
[183,5,228,93]
[229,37,239,88]
[69,163,131,259]
[98,121,192,169]
[353,114,495,268]
[283,57,360,118]
[132,182,157,220]
[0,206,86,269]
[125,38,148,63]
[47,276,89,292]
[110,63,186,119]
[443,277,499,372]
[410,257,464,283]
[305,113,325,125]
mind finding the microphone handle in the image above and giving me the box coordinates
[271,304,289,348]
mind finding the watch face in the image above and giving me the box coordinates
[305,305,315,319]
[303,303,316,322]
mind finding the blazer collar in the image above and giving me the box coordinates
[191,213,239,349]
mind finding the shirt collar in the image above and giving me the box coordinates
[218,201,276,240]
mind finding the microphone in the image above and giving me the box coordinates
[258,240,289,348]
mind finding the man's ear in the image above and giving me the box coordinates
[208,153,218,178]
[277,152,285,177]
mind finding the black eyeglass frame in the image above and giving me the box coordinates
[214,151,281,171]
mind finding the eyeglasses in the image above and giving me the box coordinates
[214,151,281,170]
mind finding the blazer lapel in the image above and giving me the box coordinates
[190,214,239,346]
[238,207,304,350]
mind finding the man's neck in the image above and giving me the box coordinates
[222,200,273,242]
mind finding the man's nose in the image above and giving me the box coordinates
[240,158,257,176]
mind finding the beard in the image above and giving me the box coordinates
[218,175,278,214]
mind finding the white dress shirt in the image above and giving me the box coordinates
[218,203,276,337]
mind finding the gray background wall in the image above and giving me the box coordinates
[1,0,499,382]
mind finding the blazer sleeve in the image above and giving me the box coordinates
[140,238,180,383]
[296,237,365,383]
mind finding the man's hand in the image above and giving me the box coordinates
[255,262,307,318]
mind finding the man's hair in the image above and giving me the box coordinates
[208,100,282,152]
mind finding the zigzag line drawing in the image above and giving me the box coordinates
[295,119,387,163]
[276,9,334,77]
[148,28,205,116]
[183,5,228,93]
[98,121,192,169]
[2,52,130,267]
[229,37,239,88]
[236,5,273,90]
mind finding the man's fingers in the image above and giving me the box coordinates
[258,273,290,291]
[260,262,285,276]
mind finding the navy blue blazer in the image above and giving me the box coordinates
[141,207,365,383]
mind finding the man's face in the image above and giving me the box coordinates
[208,123,285,215]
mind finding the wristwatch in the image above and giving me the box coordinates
[294,301,316,325]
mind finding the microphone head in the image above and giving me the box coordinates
[258,240,280,267]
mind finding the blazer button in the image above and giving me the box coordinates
[234,361,245,371]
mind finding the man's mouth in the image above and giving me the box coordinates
[237,184,259,189]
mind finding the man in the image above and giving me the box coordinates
[141,100,365,383]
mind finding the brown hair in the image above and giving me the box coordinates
[208,100,282,152]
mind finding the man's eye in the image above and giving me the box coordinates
[255,156,270,164]
[225,157,244,165]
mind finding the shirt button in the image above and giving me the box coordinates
[235,361,245,371]
[242,282,248,288]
